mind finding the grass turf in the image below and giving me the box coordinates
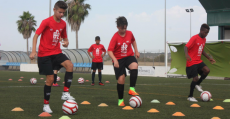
[0,71,230,119]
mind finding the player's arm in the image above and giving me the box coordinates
[202,50,216,64]
[29,34,39,60]
[132,41,140,58]
[87,45,94,59]
[108,51,119,68]
[61,25,68,48]
[102,46,106,57]
[184,46,191,61]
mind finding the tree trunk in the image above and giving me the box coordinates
[76,30,78,49]
[27,38,29,56]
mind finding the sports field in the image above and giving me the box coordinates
[0,71,230,119]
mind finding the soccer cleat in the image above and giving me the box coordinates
[128,90,139,96]
[61,92,75,100]
[99,82,104,86]
[195,85,203,92]
[91,83,95,86]
[118,99,125,106]
[187,97,198,102]
[43,104,53,113]
[52,83,60,87]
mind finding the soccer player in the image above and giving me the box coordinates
[108,16,140,106]
[29,1,75,113]
[87,36,106,86]
[184,24,215,102]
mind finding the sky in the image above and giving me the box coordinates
[0,0,218,53]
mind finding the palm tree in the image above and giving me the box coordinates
[64,0,91,49]
[16,11,36,55]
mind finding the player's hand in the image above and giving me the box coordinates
[62,41,69,47]
[91,56,95,59]
[186,55,192,61]
[29,52,37,60]
[209,58,216,64]
[114,60,119,68]
[101,54,105,58]
[135,52,140,59]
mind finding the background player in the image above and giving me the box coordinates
[87,36,106,86]
[184,23,215,102]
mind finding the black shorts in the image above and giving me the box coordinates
[113,56,138,80]
[186,62,207,79]
[91,62,103,70]
[38,53,69,75]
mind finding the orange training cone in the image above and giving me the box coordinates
[172,112,185,116]
[11,107,24,111]
[147,108,159,113]
[166,101,175,105]
[211,117,221,119]
[18,79,22,81]
[98,103,108,107]
[190,104,200,107]
[122,106,133,110]
[8,79,12,81]
[38,112,52,117]
[86,80,89,82]
[20,77,24,78]
[40,78,44,79]
[213,106,224,110]
[105,81,110,83]
[81,101,91,104]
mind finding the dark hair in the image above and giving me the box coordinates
[116,16,128,27]
[95,36,100,40]
[54,1,68,10]
[200,23,210,31]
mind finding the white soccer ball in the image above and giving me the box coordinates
[78,77,84,84]
[129,96,142,108]
[200,91,212,102]
[57,76,61,82]
[62,100,78,115]
[30,78,37,84]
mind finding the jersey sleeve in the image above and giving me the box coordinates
[61,23,67,38]
[185,36,196,49]
[131,32,135,43]
[107,35,117,52]
[36,19,48,35]
[102,45,106,52]
[88,45,94,52]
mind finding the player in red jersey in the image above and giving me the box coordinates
[108,16,140,106]
[29,1,75,113]
[87,36,106,86]
[184,24,215,102]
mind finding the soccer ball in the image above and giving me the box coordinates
[30,78,37,84]
[129,96,142,108]
[62,100,78,115]
[57,76,61,82]
[200,91,212,102]
[78,77,84,84]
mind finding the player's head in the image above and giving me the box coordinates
[95,36,100,44]
[53,1,68,20]
[199,24,210,38]
[116,16,128,34]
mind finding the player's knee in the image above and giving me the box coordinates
[98,69,101,72]
[129,62,138,70]
[205,69,210,74]
[193,78,199,82]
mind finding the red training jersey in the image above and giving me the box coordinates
[185,34,206,67]
[36,16,67,57]
[88,44,106,63]
[107,30,135,60]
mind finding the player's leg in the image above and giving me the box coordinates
[196,63,210,91]
[38,56,54,113]
[98,63,104,85]
[127,56,139,96]
[186,65,199,102]
[91,62,96,86]
[60,60,75,100]
[52,69,60,86]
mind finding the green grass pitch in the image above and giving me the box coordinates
[0,71,230,119]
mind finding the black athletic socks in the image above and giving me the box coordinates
[92,72,95,83]
[53,74,57,84]
[196,74,207,85]
[130,69,138,87]
[117,83,124,99]
[44,85,51,104]
[189,81,197,97]
[98,72,102,82]
[64,72,73,92]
